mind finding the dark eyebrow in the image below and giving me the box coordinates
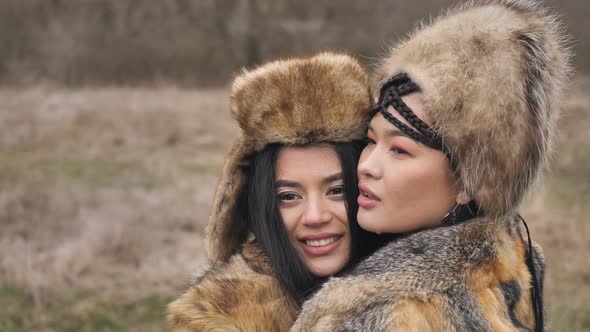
[276,180,299,188]
[323,172,343,184]
[275,172,342,188]
[368,124,411,139]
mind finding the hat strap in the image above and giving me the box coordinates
[518,214,544,332]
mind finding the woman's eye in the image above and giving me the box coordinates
[364,137,376,145]
[391,147,408,155]
[277,192,300,203]
[328,186,345,197]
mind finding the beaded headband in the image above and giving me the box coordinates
[371,73,451,158]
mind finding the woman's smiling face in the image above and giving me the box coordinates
[357,93,462,234]
[275,144,351,276]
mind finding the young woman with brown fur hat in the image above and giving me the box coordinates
[293,1,570,331]
[166,53,389,331]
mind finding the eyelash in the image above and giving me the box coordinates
[328,186,345,197]
[365,136,408,156]
[276,186,344,203]
[277,192,300,203]
[364,137,376,145]
[391,147,408,155]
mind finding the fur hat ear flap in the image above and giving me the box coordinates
[206,136,251,262]
[375,0,571,217]
[207,53,373,261]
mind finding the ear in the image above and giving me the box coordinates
[456,190,471,205]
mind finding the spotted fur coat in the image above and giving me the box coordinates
[292,216,544,331]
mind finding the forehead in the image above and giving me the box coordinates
[276,144,341,177]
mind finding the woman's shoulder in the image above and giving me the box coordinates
[167,242,297,332]
[293,216,544,331]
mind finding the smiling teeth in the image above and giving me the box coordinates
[305,236,339,247]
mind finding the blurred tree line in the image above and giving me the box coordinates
[0,0,586,87]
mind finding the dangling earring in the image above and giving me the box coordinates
[441,201,480,225]
[441,203,459,225]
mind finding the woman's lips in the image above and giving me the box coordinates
[358,183,380,209]
[300,234,343,256]
[358,194,379,209]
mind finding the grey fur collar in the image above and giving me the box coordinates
[293,215,542,331]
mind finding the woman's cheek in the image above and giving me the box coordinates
[279,206,299,234]
[334,202,349,227]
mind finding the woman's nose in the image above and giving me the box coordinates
[358,147,382,180]
[303,196,331,227]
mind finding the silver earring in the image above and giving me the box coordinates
[441,203,459,225]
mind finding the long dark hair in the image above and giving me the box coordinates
[236,141,385,304]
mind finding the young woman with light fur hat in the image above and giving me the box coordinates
[166,53,390,331]
[293,1,570,331]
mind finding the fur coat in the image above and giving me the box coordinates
[167,242,298,331]
[292,216,544,331]
[292,1,570,329]
[167,53,373,331]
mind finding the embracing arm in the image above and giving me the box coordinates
[167,245,297,332]
[292,220,544,332]
[167,278,292,332]
[292,279,527,332]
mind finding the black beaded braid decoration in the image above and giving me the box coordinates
[371,73,544,332]
[371,73,448,155]
[372,73,461,177]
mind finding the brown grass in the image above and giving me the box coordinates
[520,76,590,331]
[0,86,237,303]
[0,77,588,330]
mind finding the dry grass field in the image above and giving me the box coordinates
[0,76,589,331]
[0,86,233,331]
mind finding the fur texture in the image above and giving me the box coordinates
[374,0,571,216]
[293,1,568,331]
[167,53,373,331]
[292,216,544,331]
[207,53,373,261]
[167,242,298,332]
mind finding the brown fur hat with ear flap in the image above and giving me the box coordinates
[207,53,373,262]
[374,0,571,217]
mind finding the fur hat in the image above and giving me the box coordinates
[374,0,571,217]
[207,53,372,261]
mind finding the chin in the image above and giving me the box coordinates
[311,266,342,277]
[308,259,348,277]
[312,270,335,277]
[358,214,385,234]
